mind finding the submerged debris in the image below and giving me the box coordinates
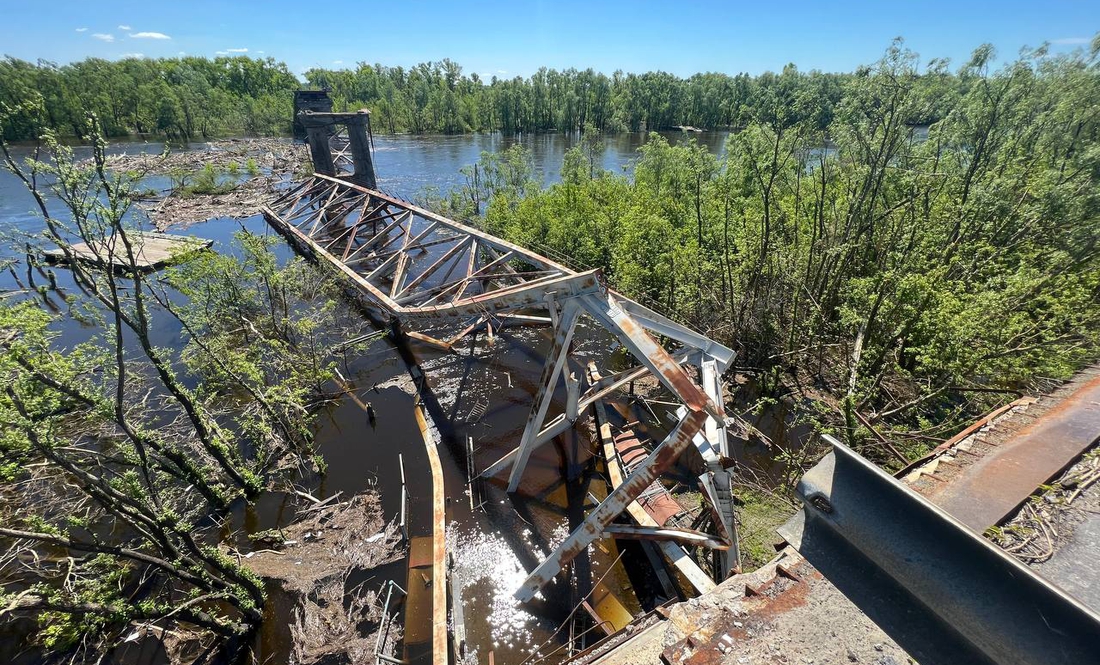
[241,492,405,665]
[91,138,309,229]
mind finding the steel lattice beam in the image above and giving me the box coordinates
[264,160,740,601]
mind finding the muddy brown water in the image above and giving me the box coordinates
[0,131,811,665]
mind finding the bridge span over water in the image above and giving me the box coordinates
[264,109,742,604]
[264,107,1100,665]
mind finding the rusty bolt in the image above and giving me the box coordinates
[809,494,834,514]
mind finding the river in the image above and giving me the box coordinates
[0,129,748,665]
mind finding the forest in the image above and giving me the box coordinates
[8,53,883,139]
[0,55,299,140]
[427,39,1100,461]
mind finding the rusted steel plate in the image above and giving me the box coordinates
[932,374,1100,531]
[582,294,719,418]
[616,298,735,371]
[589,365,716,595]
[404,536,436,648]
[413,400,447,663]
[612,432,683,526]
[896,397,1034,478]
[408,535,434,570]
[601,524,726,548]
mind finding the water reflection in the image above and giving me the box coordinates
[447,526,543,659]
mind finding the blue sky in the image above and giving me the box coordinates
[1,0,1097,79]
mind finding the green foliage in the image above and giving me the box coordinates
[166,229,351,449]
[0,105,339,658]
[181,162,236,196]
[302,59,853,135]
[0,55,297,140]
[735,489,795,570]
[3,41,1098,142]
[468,41,1100,459]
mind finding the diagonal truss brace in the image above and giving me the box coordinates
[515,409,711,602]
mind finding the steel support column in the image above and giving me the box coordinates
[507,300,582,492]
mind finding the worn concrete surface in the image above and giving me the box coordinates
[1039,514,1100,611]
[1026,454,1100,612]
[581,549,911,665]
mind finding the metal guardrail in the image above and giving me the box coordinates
[779,436,1100,665]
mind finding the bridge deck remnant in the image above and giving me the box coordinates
[264,114,741,601]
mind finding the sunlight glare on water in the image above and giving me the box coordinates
[447,525,541,652]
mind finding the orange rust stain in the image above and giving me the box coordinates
[753,579,812,620]
[1007,373,1100,440]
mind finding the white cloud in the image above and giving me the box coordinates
[1051,37,1090,45]
[178,51,186,55]
[92,33,115,42]
[120,53,144,59]
[130,31,171,39]
[75,27,88,32]
[226,47,248,53]
[257,50,264,54]
[496,69,507,74]
[215,51,227,55]
[118,24,131,30]
[332,59,343,65]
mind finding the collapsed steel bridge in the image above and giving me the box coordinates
[264,110,741,602]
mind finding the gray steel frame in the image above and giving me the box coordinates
[779,436,1100,665]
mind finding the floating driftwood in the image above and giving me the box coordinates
[44,231,211,272]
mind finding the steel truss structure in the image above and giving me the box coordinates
[265,115,741,602]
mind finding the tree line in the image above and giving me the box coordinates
[0,55,298,140]
[431,39,1100,464]
[3,49,978,141]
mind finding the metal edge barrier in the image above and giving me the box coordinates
[778,435,1100,665]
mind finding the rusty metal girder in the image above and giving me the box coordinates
[580,293,720,420]
[600,524,729,549]
[507,300,582,492]
[514,409,710,602]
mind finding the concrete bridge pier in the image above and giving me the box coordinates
[298,109,377,189]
